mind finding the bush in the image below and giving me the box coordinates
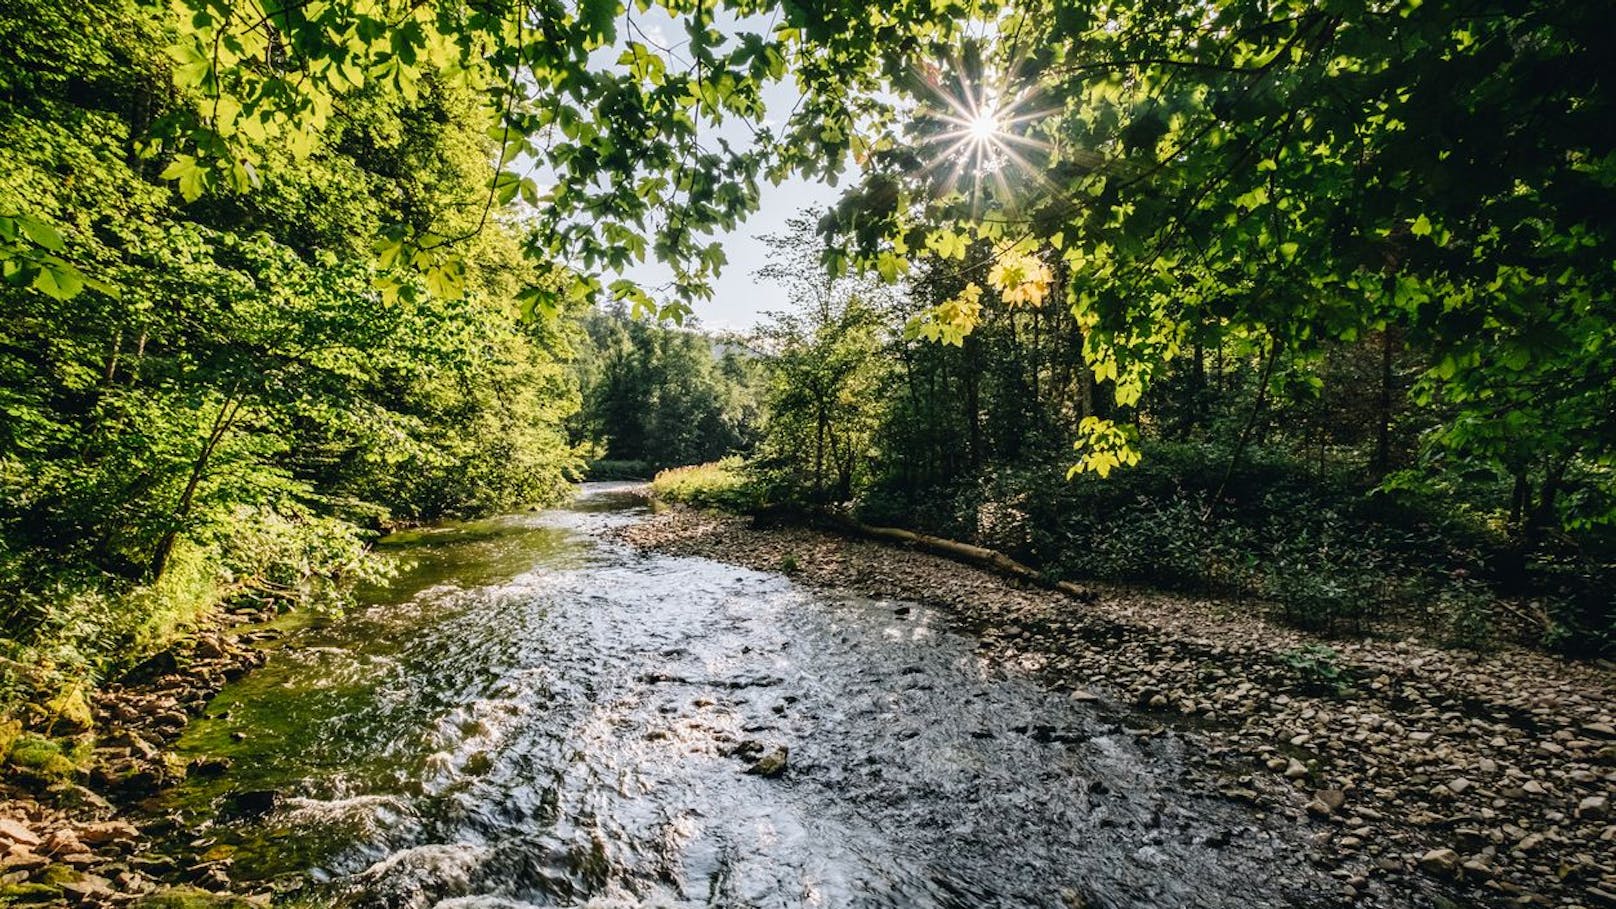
[1278,644,1353,696]
[651,458,764,512]
[851,439,1610,654]
[1438,576,1496,650]
[1,504,393,720]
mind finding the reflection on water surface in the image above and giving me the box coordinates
[168,483,1330,909]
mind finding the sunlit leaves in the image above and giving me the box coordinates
[159,155,208,202]
[925,228,969,260]
[906,282,982,346]
[1070,416,1141,479]
[985,246,1052,307]
[0,214,105,302]
[800,0,1616,520]
[620,43,667,86]
[30,260,84,300]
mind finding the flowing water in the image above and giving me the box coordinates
[166,483,1335,909]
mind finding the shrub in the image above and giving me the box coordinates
[1278,644,1352,696]
[651,458,763,512]
[1438,576,1496,650]
[851,439,1604,653]
[1,504,394,720]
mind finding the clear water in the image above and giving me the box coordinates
[166,483,1335,909]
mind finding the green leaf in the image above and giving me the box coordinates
[15,216,65,252]
[32,260,84,300]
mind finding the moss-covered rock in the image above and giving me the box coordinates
[0,718,21,759]
[132,887,260,909]
[0,881,63,904]
[34,865,85,888]
[5,733,76,779]
[43,687,94,736]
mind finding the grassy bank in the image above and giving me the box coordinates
[584,459,655,481]
[650,458,763,511]
[0,508,390,736]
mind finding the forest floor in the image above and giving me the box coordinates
[617,504,1616,909]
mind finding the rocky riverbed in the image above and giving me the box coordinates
[617,506,1616,909]
[2,603,280,909]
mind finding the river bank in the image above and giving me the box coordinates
[617,505,1616,909]
[1,602,283,909]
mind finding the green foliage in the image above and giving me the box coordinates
[5,0,1615,689]
[1278,644,1352,698]
[1438,578,1496,652]
[825,0,1616,534]
[1,0,985,311]
[650,458,763,512]
[572,307,764,470]
[0,0,586,715]
[848,435,1611,653]
[752,217,893,504]
[584,459,655,481]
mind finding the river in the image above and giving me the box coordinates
[163,483,1334,909]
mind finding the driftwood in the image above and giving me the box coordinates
[812,511,1095,602]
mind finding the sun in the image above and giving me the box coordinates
[912,60,1054,207]
[967,108,1002,143]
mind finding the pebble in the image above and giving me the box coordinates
[745,745,789,778]
[1419,847,1461,876]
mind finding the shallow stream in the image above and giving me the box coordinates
[166,483,1332,908]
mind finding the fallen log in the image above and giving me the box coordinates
[811,511,1096,602]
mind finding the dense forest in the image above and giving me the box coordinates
[659,215,1616,653]
[669,210,1616,657]
[0,1,592,712]
[571,306,763,477]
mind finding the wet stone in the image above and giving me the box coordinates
[744,745,789,777]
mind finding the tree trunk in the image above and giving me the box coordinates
[1205,339,1279,521]
[1372,328,1395,477]
[1528,458,1569,540]
[1509,470,1529,527]
[821,512,1094,601]
[103,329,123,383]
[813,405,827,500]
[150,395,241,580]
[964,336,982,469]
[1187,319,1205,438]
